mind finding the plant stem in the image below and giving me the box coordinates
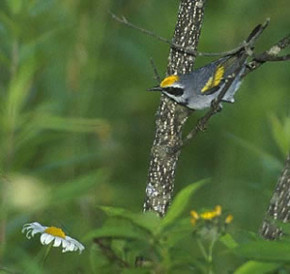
[197,239,208,262]
[197,238,216,274]
[42,243,53,266]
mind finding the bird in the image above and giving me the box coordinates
[148,23,264,110]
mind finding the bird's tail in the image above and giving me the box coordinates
[246,18,270,45]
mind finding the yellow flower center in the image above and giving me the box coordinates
[45,226,66,238]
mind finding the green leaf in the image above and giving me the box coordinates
[5,0,23,14]
[269,114,290,156]
[236,240,290,262]
[161,179,208,229]
[220,233,239,249]
[97,206,161,233]
[83,225,147,242]
[4,60,36,132]
[234,261,280,274]
[162,217,193,248]
[121,269,151,274]
[31,114,110,134]
[0,11,17,36]
[89,244,120,274]
[50,170,105,204]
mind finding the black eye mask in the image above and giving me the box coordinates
[162,86,184,96]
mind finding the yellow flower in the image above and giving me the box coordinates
[200,211,218,220]
[190,210,199,226]
[22,222,85,253]
[199,205,221,220]
[225,214,233,224]
[190,210,199,220]
[214,205,222,216]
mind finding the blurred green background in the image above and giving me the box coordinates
[0,0,289,272]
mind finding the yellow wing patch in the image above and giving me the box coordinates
[201,65,225,93]
[160,75,180,88]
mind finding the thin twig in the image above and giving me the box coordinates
[110,11,256,57]
[150,58,161,83]
[110,12,187,52]
[243,33,290,78]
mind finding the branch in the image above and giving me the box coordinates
[111,11,247,57]
[243,33,290,77]
[260,154,290,240]
[111,12,290,64]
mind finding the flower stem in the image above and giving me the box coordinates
[208,238,216,264]
[42,243,53,266]
[197,239,208,262]
[197,238,216,274]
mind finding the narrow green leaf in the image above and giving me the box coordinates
[83,226,146,242]
[269,114,290,156]
[5,0,23,14]
[220,233,239,249]
[234,260,280,274]
[0,11,17,33]
[121,269,150,274]
[236,240,290,262]
[32,114,111,135]
[4,60,36,132]
[161,179,208,229]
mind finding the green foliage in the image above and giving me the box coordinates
[269,114,290,157]
[0,0,289,273]
[234,261,280,274]
[237,240,290,262]
[161,179,208,228]
[86,183,290,273]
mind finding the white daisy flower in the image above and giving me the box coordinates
[22,222,85,254]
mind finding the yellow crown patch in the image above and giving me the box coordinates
[160,75,180,88]
[201,65,225,93]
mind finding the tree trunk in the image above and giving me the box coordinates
[260,154,290,239]
[143,0,206,216]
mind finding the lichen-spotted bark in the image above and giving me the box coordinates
[260,154,290,239]
[143,0,206,216]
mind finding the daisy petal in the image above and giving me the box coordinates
[53,237,62,247]
[40,233,54,245]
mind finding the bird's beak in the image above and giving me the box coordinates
[147,86,162,92]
